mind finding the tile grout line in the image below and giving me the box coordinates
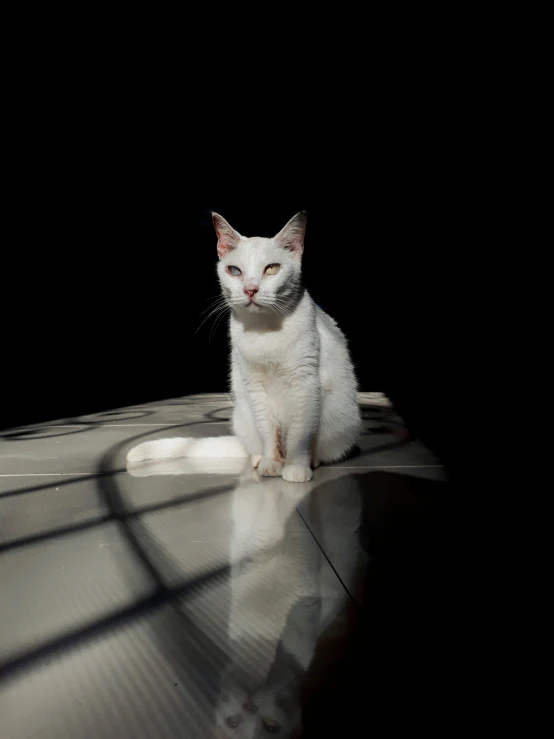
[295,507,358,606]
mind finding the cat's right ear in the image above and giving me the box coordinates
[212,212,241,258]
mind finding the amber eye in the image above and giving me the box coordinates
[227,265,242,276]
[264,264,280,276]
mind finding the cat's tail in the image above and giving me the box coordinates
[126,436,247,464]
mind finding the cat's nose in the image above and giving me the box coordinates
[244,288,258,299]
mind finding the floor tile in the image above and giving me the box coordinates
[0,393,447,738]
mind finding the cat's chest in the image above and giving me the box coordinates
[234,328,291,367]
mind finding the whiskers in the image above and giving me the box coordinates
[267,297,294,320]
[195,296,231,341]
[197,294,294,341]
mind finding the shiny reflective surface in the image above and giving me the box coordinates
[0,395,449,738]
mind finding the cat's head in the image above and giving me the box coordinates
[213,212,307,315]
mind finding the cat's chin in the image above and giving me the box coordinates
[244,302,263,312]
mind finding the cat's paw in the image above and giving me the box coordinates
[282,464,313,483]
[258,458,284,477]
[251,453,262,469]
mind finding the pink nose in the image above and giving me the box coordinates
[244,288,258,299]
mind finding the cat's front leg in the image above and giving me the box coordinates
[244,378,284,477]
[282,375,320,483]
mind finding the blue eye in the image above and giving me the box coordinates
[227,265,242,276]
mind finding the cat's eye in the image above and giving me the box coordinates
[225,714,242,729]
[227,265,242,276]
[264,264,280,276]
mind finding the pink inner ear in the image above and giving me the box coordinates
[280,234,303,253]
[217,238,233,258]
[213,213,240,258]
[275,212,307,258]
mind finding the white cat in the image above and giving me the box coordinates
[127,211,361,483]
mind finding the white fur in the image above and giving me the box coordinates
[126,436,245,462]
[127,212,361,482]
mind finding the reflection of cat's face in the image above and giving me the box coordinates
[214,686,299,738]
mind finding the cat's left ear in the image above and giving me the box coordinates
[274,211,307,259]
[212,212,241,258]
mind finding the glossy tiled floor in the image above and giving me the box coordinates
[0,394,448,738]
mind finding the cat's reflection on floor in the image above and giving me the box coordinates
[127,456,325,738]
[212,468,321,738]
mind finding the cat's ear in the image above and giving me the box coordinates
[212,212,241,258]
[274,211,307,259]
